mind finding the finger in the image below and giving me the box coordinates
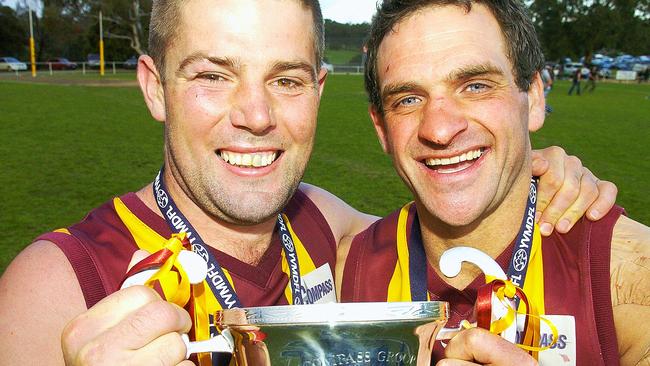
[435,359,476,366]
[74,331,188,366]
[442,328,536,365]
[177,361,197,366]
[530,150,550,182]
[553,168,599,233]
[92,299,192,351]
[532,147,565,226]
[62,286,162,356]
[537,155,583,236]
[586,180,618,221]
[128,332,189,365]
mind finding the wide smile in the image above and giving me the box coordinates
[217,150,281,168]
[423,148,486,174]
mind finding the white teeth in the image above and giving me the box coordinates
[219,151,278,168]
[425,148,483,167]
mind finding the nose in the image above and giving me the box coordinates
[230,82,275,135]
[418,97,468,146]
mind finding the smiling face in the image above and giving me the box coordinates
[370,4,544,228]
[145,0,326,225]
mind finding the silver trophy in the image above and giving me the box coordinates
[188,301,448,365]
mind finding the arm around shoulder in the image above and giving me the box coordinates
[610,216,650,365]
[0,240,87,365]
[299,182,378,245]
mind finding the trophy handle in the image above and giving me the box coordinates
[182,331,235,358]
[438,247,517,343]
[439,246,507,280]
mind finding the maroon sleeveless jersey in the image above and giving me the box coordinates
[37,188,337,309]
[341,204,624,366]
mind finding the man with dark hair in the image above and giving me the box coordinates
[0,0,618,365]
[338,1,649,365]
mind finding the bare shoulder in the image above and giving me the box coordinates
[611,215,650,305]
[609,216,650,365]
[299,182,378,244]
[0,240,86,364]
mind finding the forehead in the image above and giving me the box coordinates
[376,4,512,85]
[172,0,316,64]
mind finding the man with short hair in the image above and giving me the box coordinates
[338,1,649,365]
[0,0,618,365]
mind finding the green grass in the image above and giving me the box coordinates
[324,49,362,65]
[532,80,650,225]
[1,76,648,274]
[0,69,137,82]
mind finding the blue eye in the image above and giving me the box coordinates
[466,83,489,93]
[399,96,421,106]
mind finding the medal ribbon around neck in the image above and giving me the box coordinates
[394,177,557,358]
[152,168,306,364]
[152,168,305,307]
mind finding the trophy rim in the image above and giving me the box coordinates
[214,301,449,326]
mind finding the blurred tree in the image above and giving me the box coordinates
[529,0,649,63]
[0,6,28,58]
[324,19,369,51]
[36,0,150,61]
[95,0,151,56]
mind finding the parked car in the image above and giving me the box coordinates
[46,57,77,70]
[0,57,28,71]
[563,62,583,77]
[123,56,138,69]
[87,53,101,69]
[632,63,648,74]
[598,67,612,79]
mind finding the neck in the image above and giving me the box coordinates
[417,173,532,289]
[137,171,278,266]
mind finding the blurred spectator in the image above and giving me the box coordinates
[585,66,597,93]
[568,68,582,96]
[541,65,554,114]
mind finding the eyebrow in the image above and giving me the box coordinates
[380,63,506,102]
[176,53,240,74]
[175,55,317,84]
[270,61,318,84]
[445,63,505,83]
[381,82,422,102]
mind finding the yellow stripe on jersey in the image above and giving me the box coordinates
[113,197,167,252]
[54,228,71,235]
[280,213,317,303]
[519,224,545,359]
[520,225,545,315]
[113,197,191,303]
[387,203,415,302]
[113,196,240,366]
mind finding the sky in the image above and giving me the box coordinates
[2,0,379,24]
[320,0,378,24]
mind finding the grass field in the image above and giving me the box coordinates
[324,49,363,65]
[1,75,648,274]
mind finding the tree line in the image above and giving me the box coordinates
[1,0,648,64]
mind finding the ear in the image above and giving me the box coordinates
[316,66,328,99]
[369,104,391,154]
[527,72,545,132]
[137,55,166,122]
